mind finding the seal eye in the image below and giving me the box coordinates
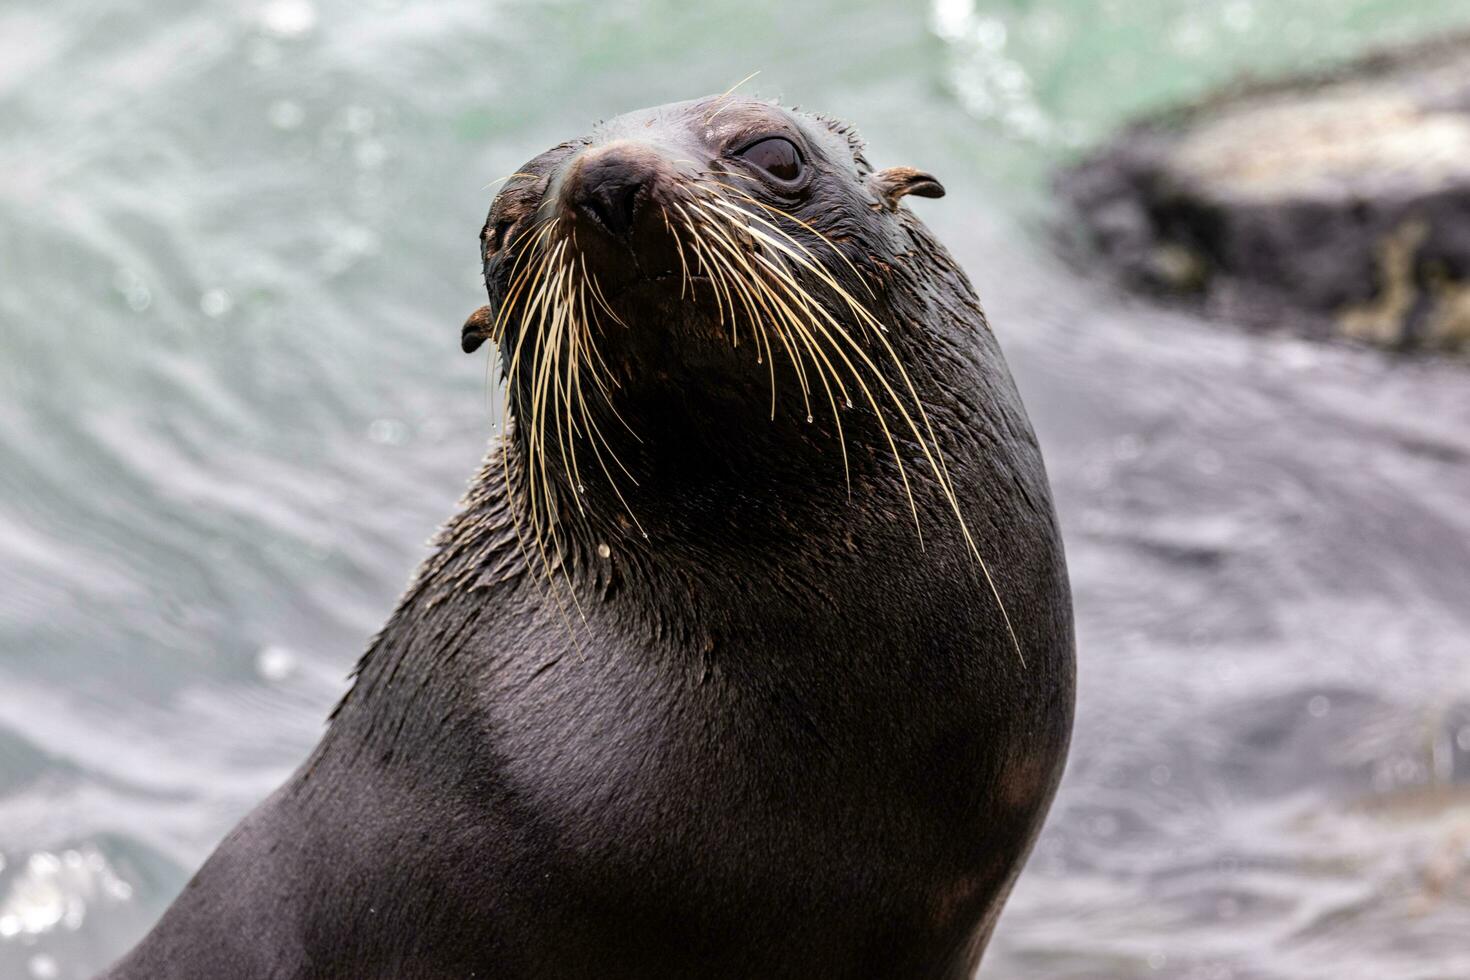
[737,137,803,183]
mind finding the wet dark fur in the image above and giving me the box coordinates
[100,97,1074,980]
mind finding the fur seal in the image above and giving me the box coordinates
[99,95,1074,980]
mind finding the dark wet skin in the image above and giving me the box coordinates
[99,96,1074,980]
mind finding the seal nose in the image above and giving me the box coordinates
[570,144,656,239]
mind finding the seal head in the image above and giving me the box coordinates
[460,96,992,582]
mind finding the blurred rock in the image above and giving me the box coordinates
[1057,34,1470,356]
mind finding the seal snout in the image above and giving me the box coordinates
[566,141,665,240]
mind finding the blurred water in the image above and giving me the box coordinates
[2,1,1469,977]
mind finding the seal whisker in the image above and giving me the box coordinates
[482,170,541,192]
[695,227,790,405]
[699,179,878,300]
[690,215,852,488]
[740,246,876,490]
[703,196,879,326]
[702,218,816,412]
[751,245,1025,666]
[703,70,761,125]
[704,230,743,347]
[551,266,584,512]
[533,231,649,557]
[692,201,784,403]
[688,217,783,417]
[694,203,941,483]
[495,239,595,641]
[493,224,555,577]
[745,246,925,539]
[516,245,570,564]
[565,278,646,531]
[662,206,695,301]
[693,202,861,417]
[492,217,563,347]
[570,254,618,401]
[679,201,796,399]
[679,207,735,331]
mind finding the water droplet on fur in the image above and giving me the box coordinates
[641,531,649,540]
[806,414,814,423]
[577,484,586,493]
[596,543,611,559]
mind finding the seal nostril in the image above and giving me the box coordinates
[614,182,641,231]
[571,148,655,239]
[580,177,644,237]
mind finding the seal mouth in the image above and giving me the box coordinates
[600,270,713,305]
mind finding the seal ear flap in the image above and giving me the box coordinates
[462,305,493,354]
[868,167,946,211]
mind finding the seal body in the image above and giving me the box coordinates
[99,97,1073,980]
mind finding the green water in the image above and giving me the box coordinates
[3,1,1470,977]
